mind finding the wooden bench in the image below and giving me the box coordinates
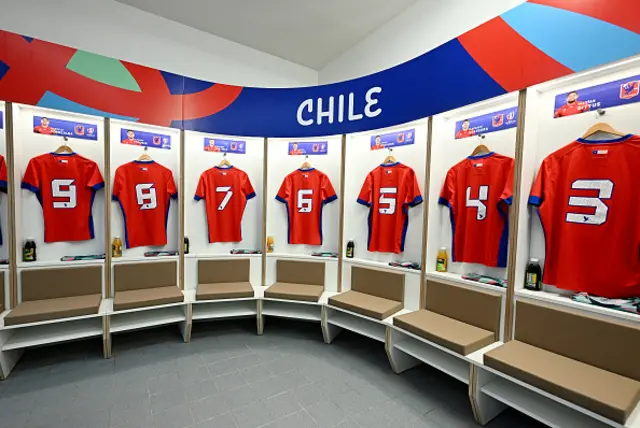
[113,261,183,311]
[264,260,324,302]
[196,259,254,301]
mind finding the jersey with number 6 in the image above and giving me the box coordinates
[529,135,640,298]
[22,152,104,242]
[439,153,514,267]
[358,163,423,254]
[195,166,256,243]
[112,161,177,248]
[276,169,337,245]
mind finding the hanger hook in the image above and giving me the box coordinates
[596,108,606,118]
[63,136,69,142]
[223,152,227,158]
[477,134,486,140]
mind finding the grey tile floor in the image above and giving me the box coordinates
[0,320,546,428]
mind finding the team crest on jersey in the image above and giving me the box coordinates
[74,125,85,136]
[492,114,504,127]
[152,136,162,146]
[619,81,640,99]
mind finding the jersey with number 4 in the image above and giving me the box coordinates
[529,135,640,298]
[195,166,256,243]
[112,161,177,248]
[276,169,337,245]
[22,152,104,242]
[439,153,514,267]
[358,163,423,254]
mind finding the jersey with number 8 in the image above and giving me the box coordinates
[529,135,640,298]
[113,160,177,248]
[195,166,256,243]
[358,163,423,254]
[276,169,337,245]
[22,152,104,242]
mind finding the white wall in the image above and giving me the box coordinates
[319,0,525,84]
[0,0,318,88]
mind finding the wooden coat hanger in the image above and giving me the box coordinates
[137,146,153,162]
[471,144,491,157]
[217,152,232,168]
[54,136,73,154]
[300,155,313,170]
[382,148,397,165]
[581,122,626,140]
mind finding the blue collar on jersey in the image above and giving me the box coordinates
[298,167,315,172]
[50,152,76,156]
[215,165,234,170]
[133,159,155,164]
[467,152,495,160]
[380,162,399,167]
[577,134,633,144]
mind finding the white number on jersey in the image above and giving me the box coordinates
[466,185,489,220]
[136,183,157,210]
[566,179,613,225]
[52,179,77,208]
[297,189,313,213]
[379,187,397,215]
[216,186,233,211]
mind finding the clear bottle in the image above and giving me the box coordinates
[525,258,542,291]
[436,247,448,272]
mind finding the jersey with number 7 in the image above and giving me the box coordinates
[22,152,104,243]
[112,160,177,248]
[358,163,423,254]
[195,166,256,243]
[529,135,640,298]
[276,169,337,245]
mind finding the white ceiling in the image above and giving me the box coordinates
[114,0,419,70]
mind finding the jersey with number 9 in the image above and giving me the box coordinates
[195,166,256,243]
[276,169,337,245]
[22,152,104,242]
[357,163,423,254]
[112,160,177,248]
[529,135,640,298]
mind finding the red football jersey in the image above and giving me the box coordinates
[195,166,256,243]
[112,161,177,248]
[276,169,337,245]
[529,135,640,298]
[439,153,514,267]
[456,129,476,139]
[0,155,7,245]
[34,125,56,135]
[357,163,423,254]
[22,152,104,242]
[554,101,590,118]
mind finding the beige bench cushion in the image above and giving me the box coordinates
[329,290,402,320]
[485,340,640,424]
[5,294,102,326]
[264,283,323,302]
[394,310,495,355]
[114,286,183,311]
[197,282,254,301]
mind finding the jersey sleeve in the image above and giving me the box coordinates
[243,173,256,200]
[405,169,423,207]
[275,176,291,203]
[321,174,337,204]
[0,155,7,192]
[87,161,105,190]
[438,168,456,208]
[21,158,41,193]
[357,173,373,207]
[500,158,515,205]
[166,170,178,199]
[529,160,548,207]
[194,173,207,201]
[112,168,124,201]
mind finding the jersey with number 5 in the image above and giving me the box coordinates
[22,152,104,242]
[112,160,177,248]
[276,169,337,245]
[529,135,640,298]
[358,163,423,254]
[195,166,256,243]
[439,153,514,267]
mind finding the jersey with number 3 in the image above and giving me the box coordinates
[112,161,177,248]
[439,153,514,267]
[529,135,640,298]
[276,169,337,245]
[358,163,423,254]
[195,166,256,243]
[22,152,104,243]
